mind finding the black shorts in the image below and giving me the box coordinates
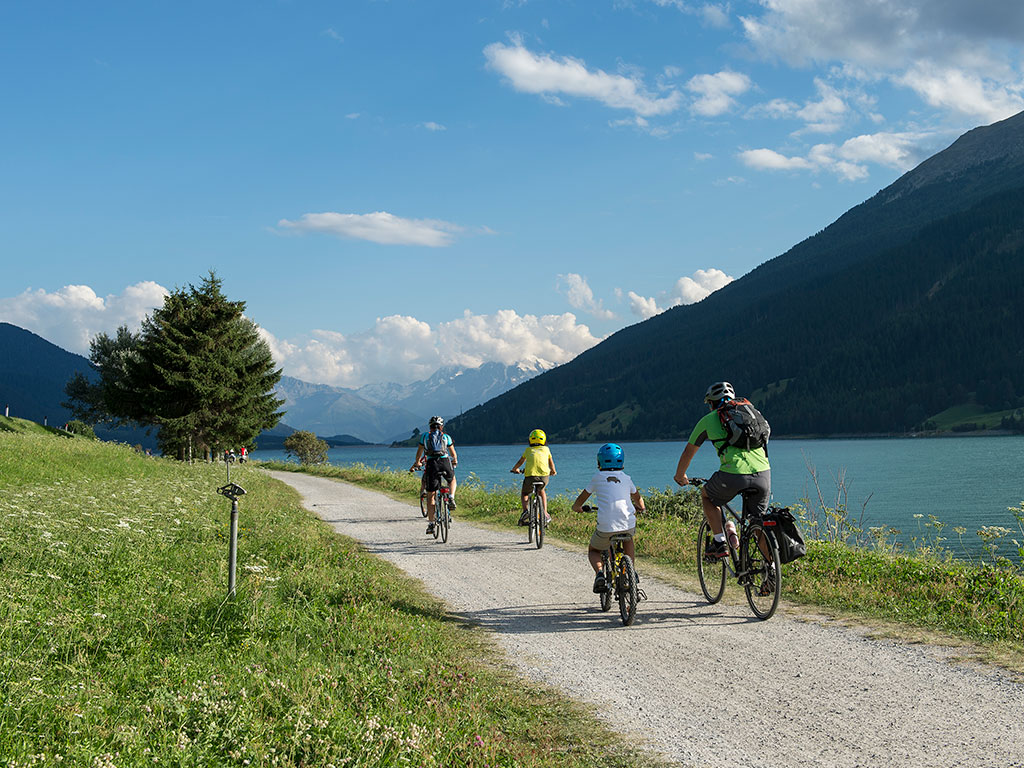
[424,457,454,492]
[704,470,771,518]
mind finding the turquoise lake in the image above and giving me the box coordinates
[252,436,1024,556]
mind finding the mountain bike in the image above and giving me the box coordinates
[688,478,782,620]
[581,505,646,625]
[434,485,453,543]
[411,467,428,517]
[527,479,546,549]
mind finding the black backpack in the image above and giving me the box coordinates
[716,398,771,455]
[764,507,806,564]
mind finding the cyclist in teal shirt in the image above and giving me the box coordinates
[673,381,771,559]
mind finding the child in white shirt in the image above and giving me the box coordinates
[571,443,645,593]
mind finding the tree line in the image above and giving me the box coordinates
[64,273,283,460]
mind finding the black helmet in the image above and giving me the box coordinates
[704,381,735,404]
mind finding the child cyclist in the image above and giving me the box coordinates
[510,429,557,525]
[571,443,645,594]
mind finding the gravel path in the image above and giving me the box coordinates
[268,470,1024,768]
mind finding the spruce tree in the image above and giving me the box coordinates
[131,272,284,459]
[65,272,284,459]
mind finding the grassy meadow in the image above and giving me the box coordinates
[262,461,1024,664]
[0,430,664,768]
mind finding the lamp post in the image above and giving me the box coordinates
[217,451,245,598]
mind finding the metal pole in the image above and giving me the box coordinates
[228,498,239,597]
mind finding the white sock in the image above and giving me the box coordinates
[714,533,726,543]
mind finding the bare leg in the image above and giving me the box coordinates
[701,488,723,535]
[588,547,603,573]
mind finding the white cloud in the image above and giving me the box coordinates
[483,39,683,117]
[625,268,734,319]
[648,1,731,29]
[323,28,344,42]
[0,282,169,354]
[422,121,447,131]
[261,309,602,388]
[739,0,1024,123]
[740,130,928,181]
[686,70,752,116]
[737,148,815,172]
[277,211,465,247]
[898,64,1024,124]
[558,273,616,320]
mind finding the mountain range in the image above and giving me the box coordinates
[448,111,1024,443]
[0,322,551,445]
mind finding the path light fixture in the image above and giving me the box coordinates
[217,452,246,598]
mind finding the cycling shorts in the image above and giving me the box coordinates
[521,475,549,495]
[589,527,635,551]
[703,469,771,518]
[424,456,454,492]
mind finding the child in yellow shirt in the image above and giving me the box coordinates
[510,429,556,524]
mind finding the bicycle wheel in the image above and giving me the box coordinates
[533,495,544,550]
[433,492,442,540]
[419,492,427,518]
[599,555,612,612]
[440,498,451,543]
[743,523,781,620]
[527,497,534,544]
[697,520,726,604]
[618,554,639,626]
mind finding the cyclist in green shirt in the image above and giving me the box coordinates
[673,381,771,559]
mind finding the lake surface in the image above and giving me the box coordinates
[252,436,1024,556]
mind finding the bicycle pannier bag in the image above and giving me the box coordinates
[716,398,771,454]
[425,429,447,456]
[768,507,806,564]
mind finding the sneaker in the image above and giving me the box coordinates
[425,523,435,535]
[448,497,457,509]
[544,513,552,524]
[518,511,530,526]
[593,573,607,593]
[759,567,777,597]
[706,539,729,559]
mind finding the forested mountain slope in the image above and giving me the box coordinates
[450,113,1024,443]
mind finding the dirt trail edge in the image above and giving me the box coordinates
[267,470,1024,768]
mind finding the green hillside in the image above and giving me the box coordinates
[0,428,654,766]
[450,113,1024,443]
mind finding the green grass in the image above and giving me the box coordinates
[927,403,1021,431]
[0,432,664,767]
[0,414,76,438]
[263,461,1024,663]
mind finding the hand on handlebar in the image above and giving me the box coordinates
[510,467,523,474]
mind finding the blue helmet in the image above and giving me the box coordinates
[597,442,624,470]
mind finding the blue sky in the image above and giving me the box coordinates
[3,0,1023,388]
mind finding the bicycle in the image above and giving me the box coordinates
[410,467,428,517]
[581,505,646,625]
[688,478,782,620]
[434,485,453,543]
[512,470,547,549]
[527,480,546,548]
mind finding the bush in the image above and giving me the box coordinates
[65,419,97,439]
[283,430,329,465]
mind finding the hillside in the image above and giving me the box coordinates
[0,323,158,447]
[449,112,1024,443]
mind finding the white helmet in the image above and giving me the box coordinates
[429,415,444,429]
[704,381,735,404]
